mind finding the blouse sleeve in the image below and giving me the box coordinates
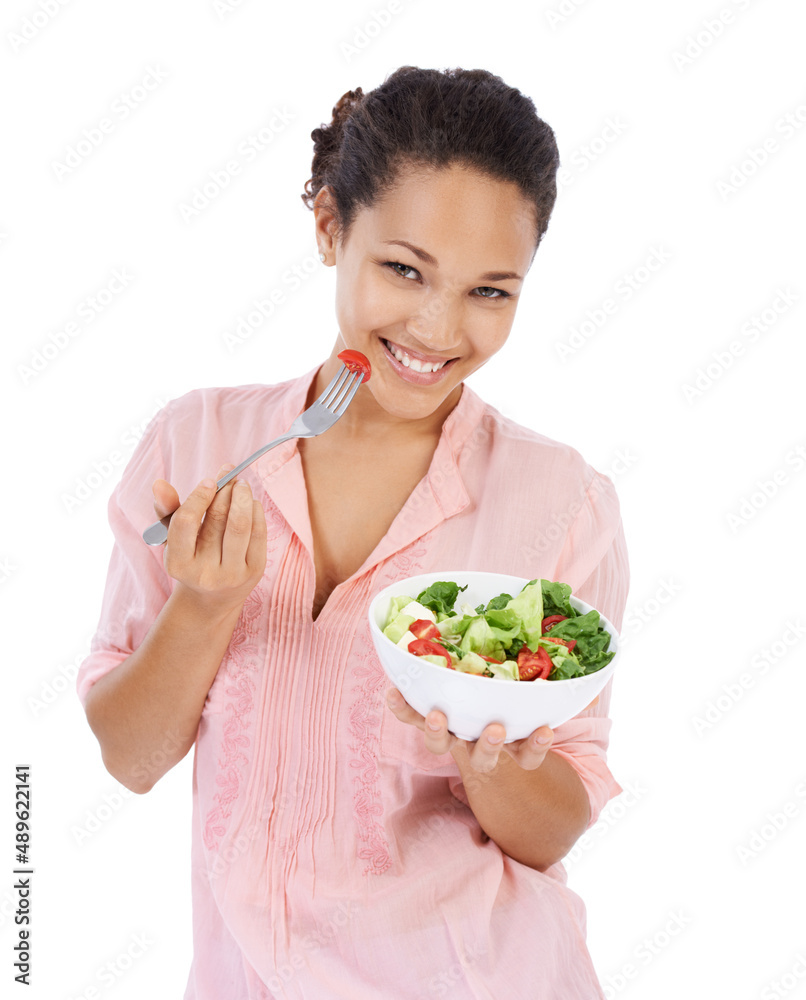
[76,402,174,707]
[547,470,630,830]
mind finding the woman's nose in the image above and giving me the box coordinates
[407,288,463,351]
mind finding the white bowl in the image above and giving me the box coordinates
[368,570,620,742]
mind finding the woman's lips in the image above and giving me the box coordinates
[382,337,456,368]
[380,338,459,385]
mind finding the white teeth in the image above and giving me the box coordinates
[385,340,447,373]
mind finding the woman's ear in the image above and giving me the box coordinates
[313,186,339,260]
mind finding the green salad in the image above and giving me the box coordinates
[382,579,615,682]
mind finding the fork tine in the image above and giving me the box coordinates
[333,372,363,415]
[329,369,362,410]
[316,364,349,405]
[330,370,359,410]
[320,366,352,408]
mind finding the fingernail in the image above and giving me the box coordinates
[427,721,441,732]
[201,478,216,489]
[537,733,551,744]
[487,735,503,745]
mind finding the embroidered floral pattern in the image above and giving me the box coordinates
[347,547,428,876]
[202,608,261,852]
[348,621,393,876]
[202,493,285,853]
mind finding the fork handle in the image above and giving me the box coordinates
[141,429,298,546]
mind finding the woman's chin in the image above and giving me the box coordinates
[365,377,462,424]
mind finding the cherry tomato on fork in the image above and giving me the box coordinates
[337,350,371,382]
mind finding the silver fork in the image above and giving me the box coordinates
[142,364,364,546]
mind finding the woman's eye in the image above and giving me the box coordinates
[475,286,509,299]
[385,261,420,280]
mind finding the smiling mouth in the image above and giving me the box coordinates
[381,338,457,373]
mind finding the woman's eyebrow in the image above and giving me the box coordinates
[380,239,523,282]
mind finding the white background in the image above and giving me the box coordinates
[3,0,805,997]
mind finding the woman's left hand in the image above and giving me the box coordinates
[385,687,554,772]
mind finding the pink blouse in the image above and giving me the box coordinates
[77,364,629,999]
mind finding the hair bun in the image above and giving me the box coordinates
[332,87,364,126]
[301,88,364,210]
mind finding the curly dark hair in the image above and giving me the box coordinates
[301,66,560,257]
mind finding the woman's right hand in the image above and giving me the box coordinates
[152,464,267,615]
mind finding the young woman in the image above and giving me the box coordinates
[78,66,629,999]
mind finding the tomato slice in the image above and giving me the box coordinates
[542,635,577,651]
[409,619,440,641]
[479,654,502,664]
[337,349,371,382]
[517,645,552,681]
[541,615,568,633]
[407,638,452,669]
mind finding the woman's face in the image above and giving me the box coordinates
[314,161,538,426]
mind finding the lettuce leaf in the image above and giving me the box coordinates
[420,654,453,669]
[387,594,415,619]
[436,614,476,641]
[482,656,520,681]
[504,637,525,661]
[535,637,584,679]
[540,580,576,619]
[416,581,468,617]
[475,592,513,614]
[459,617,505,659]
[504,579,544,649]
[545,610,615,676]
[482,609,521,649]
[438,638,465,659]
[454,650,490,675]
[382,613,415,644]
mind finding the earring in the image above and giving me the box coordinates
[319,252,326,263]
